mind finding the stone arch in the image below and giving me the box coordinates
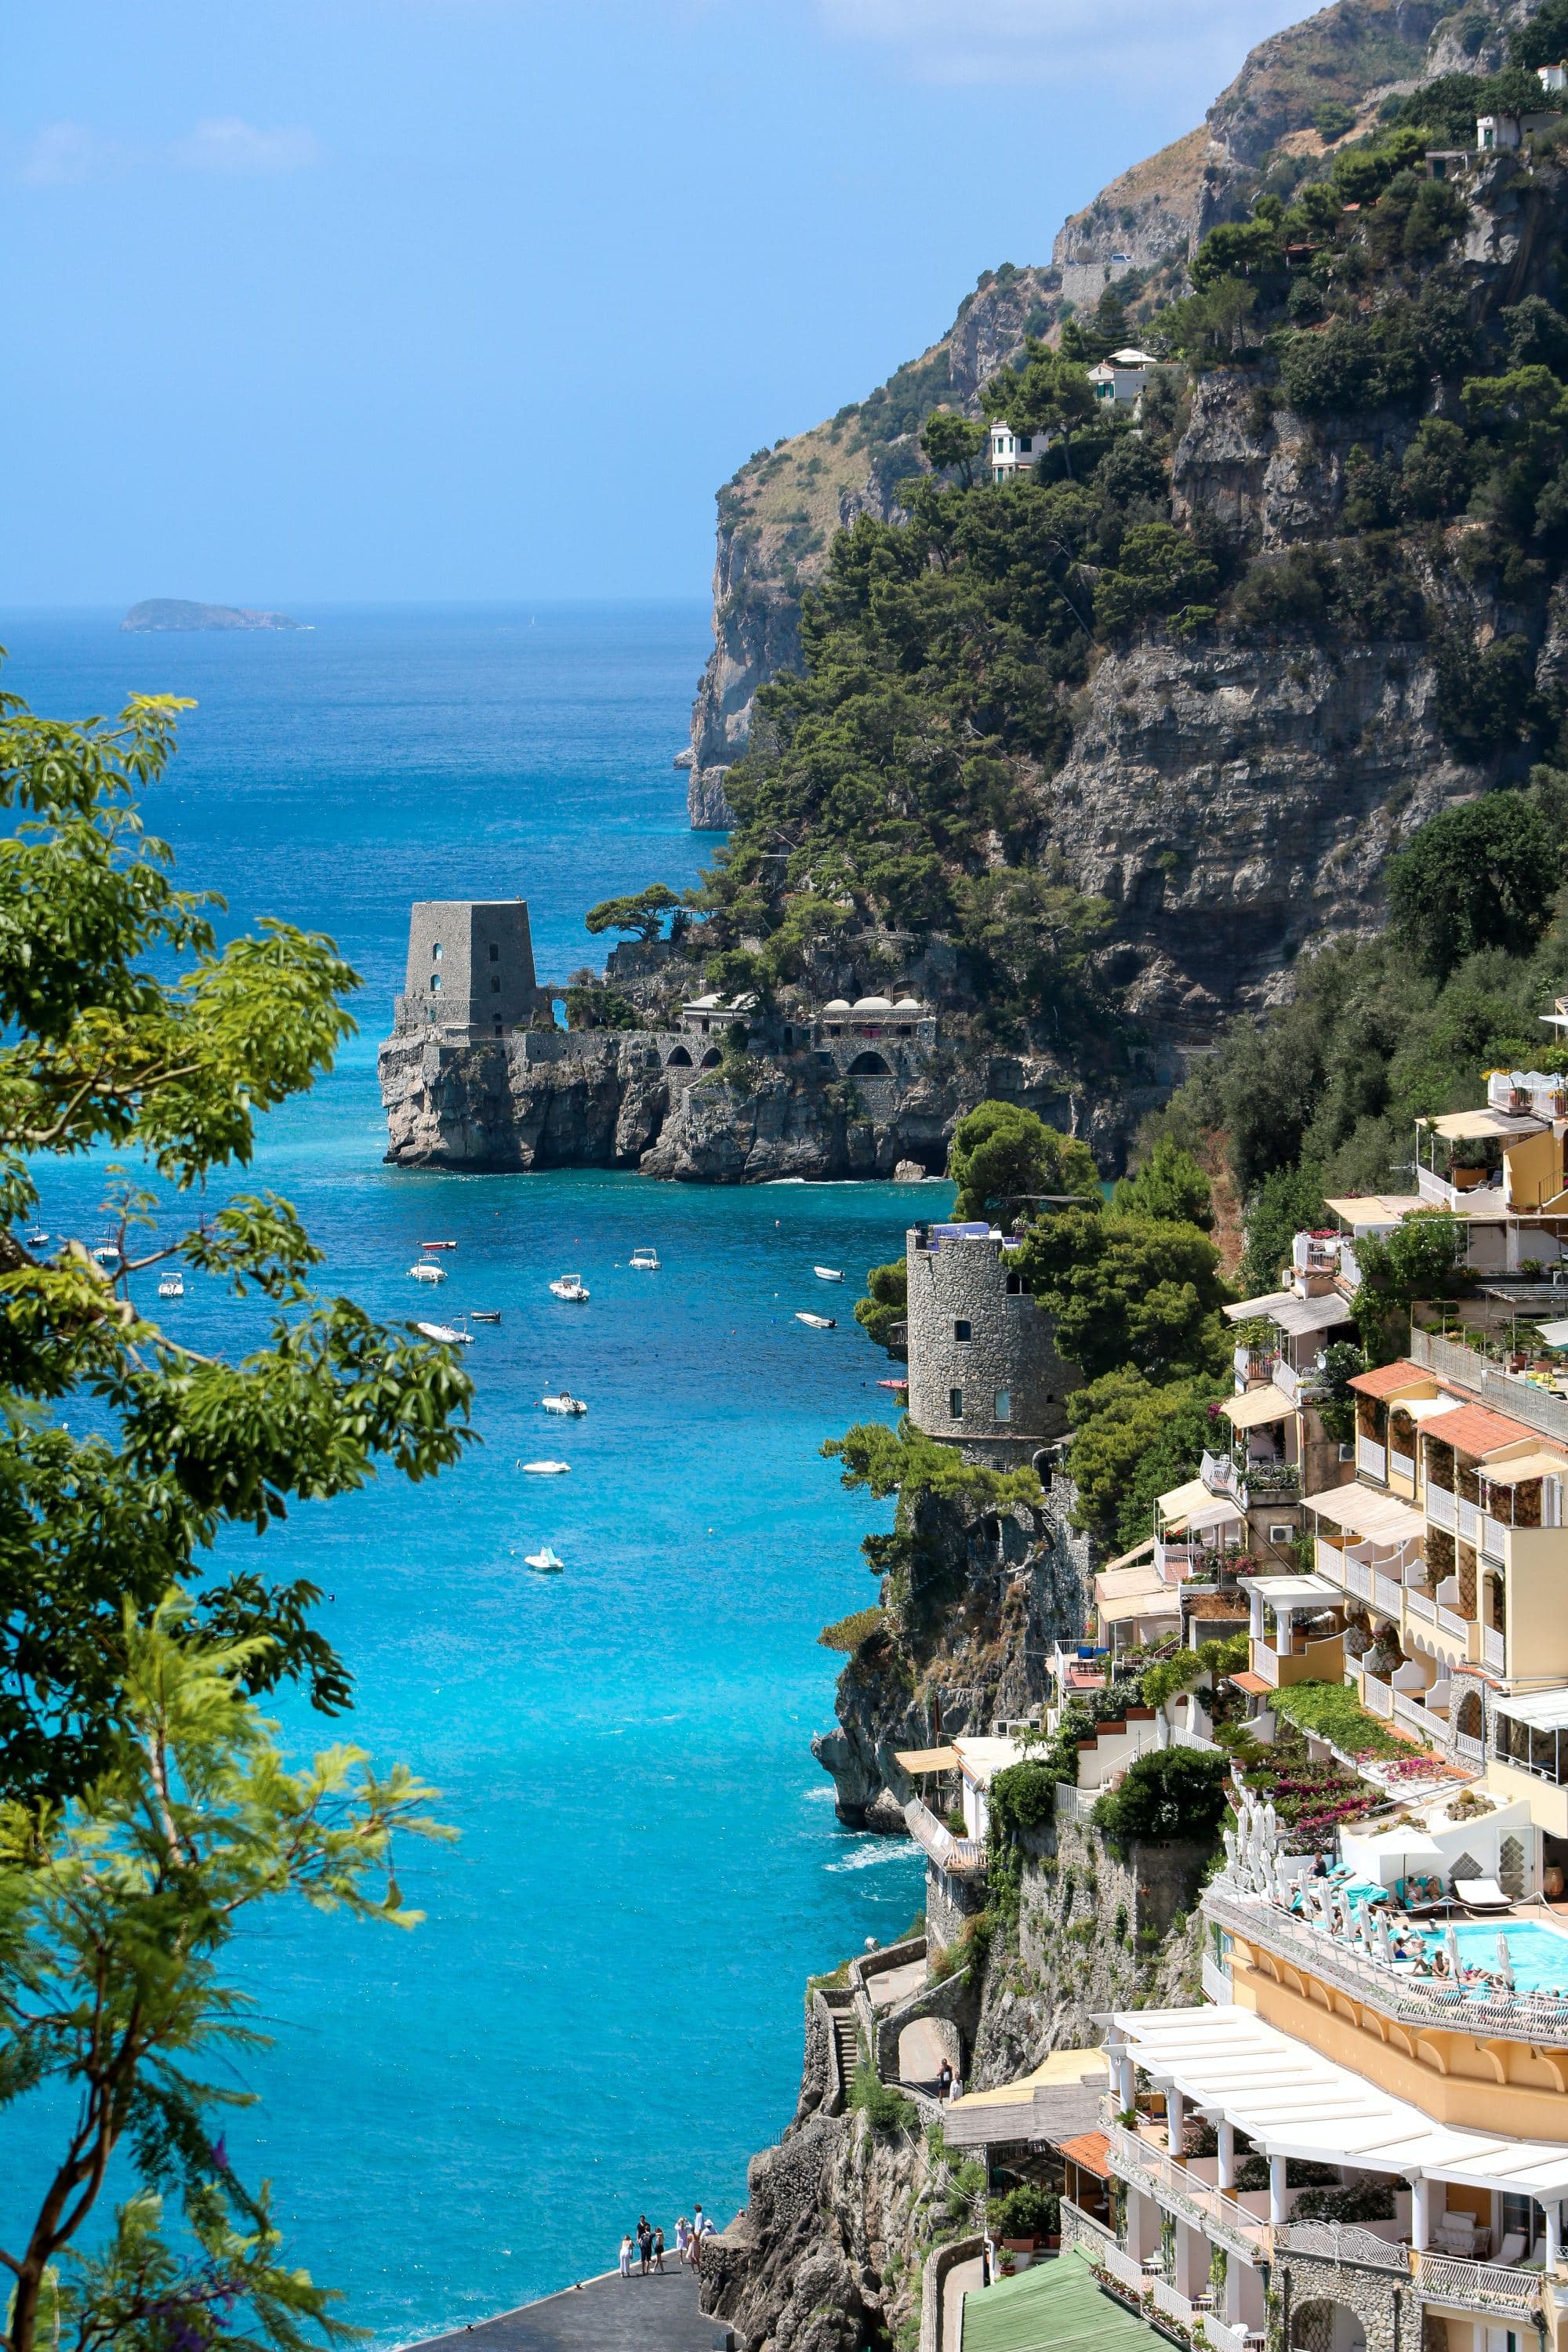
[699,1047,722,1069]
[848,1050,892,1075]
[665,1046,692,1068]
[1292,2301,1367,2352]
[1455,1687,1483,1743]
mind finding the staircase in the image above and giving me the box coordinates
[832,2006,862,2095]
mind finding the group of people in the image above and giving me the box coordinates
[617,2207,714,2280]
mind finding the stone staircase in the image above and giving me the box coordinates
[832,2005,861,2092]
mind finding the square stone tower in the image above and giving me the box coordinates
[394,901,552,1040]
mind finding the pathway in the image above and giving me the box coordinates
[943,2252,985,2350]
[408,2266,709,2352]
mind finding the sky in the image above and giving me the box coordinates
[5,0,1313,608]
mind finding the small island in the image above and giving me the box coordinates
[121,598,303,633]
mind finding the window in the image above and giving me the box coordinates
[949,1388,963,1419]
[493,1020,503,1036]
[953,1319,971,1342]
[431,942,442,960]
[488,943,499,962]
[1019,436,1033,452]
[430,973,441,992]
[1006,1272,1025,1295]
[492,975,501,992]
[994,1389,1011,1421]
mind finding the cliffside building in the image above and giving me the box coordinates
[904,1220,1077,1470]
[987,423,1045,482]
[394,901,554,1041]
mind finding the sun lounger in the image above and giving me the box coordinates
[1454,1877,1512,1911]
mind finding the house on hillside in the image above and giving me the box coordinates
[1088,347,1159,405]
[987,422,1045,481]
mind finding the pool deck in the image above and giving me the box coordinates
[406,2265,710,2352]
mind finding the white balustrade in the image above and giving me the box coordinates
[1481,1515,1507,1562]
[1428,1486,1457,1534]
[1455,1728,1485,1762]
[1345,1555,1372,1601]
[1437,1603,1468,1641]
[1413,2253,1541,2316]
[1359,1437,1388,1481]
[1363,1675,1393,1718]
[1390,1450,1417,1483]
[1458,1497,1480,1544]
[1406,1588,1436,1624]
[1373,1570,1405,1615]
[1483,1625,1506,1672]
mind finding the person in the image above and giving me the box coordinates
[937,2059,953,2100]
[619,2234,633,2279]
[675,2216,691,2267]
[653,2226,666,2273]
[637,2215,653,2275]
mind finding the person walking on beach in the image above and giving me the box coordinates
[637,2216,653,2275]
[653,2226,666,2273]
[619,2234,633,2279]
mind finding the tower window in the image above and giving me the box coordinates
[489,943,499,962]
[949,1388,963,1419]
[492,975,501,992]
[430,973,442,992]
[994,1390,1011,1421]
[431,942,442,960]
[494,1019,503,1036]
[953,1319,971,1342]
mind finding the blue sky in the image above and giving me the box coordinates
[6,0,1309,606]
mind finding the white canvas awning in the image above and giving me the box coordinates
[1425,1108,1547,1142]
[1537,1319,1568,1349]
[1156,1478,1244,1535]
[1494,1689,1568,1733]
[1224,1292,1294,1323]
[1222,1385,1293,1430]
[1111,2005,1568,2193]
[1098,1586,1182,1627]
[1272,1293,1354,1338]
[1480,1448,1568,1486]
[1102,1535,1157,1572]
[1302,1483,1426,1544]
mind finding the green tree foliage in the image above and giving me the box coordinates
[822,1415,1039,1515]
[1352,1210,1467,1360]
[1388,793,1560,978]
[1015,1209,1229,1385]
[0,1604,449,2352]
[853,1257,909,1355]
[564,982,643,1029]
[948,1102,1100,1224]
[583,882,681,941]
[1239,1162,1329,1295]
[1063,1370,1229,1547]
[1091,1746,1229,1848]
[1093,523,1219,637]
[919,408,985,488]
[1112,1138,1214,1230]
[0,686,472,1810]
[1511,2,1568,71]
[980,341,1097,477]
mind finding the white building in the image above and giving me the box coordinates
[1088,347,1160,406]
[987,421,1046,481]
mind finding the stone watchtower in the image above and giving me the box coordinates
[394,901,552,1042]
[905,1221,1079,1471]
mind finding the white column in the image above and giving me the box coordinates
[1269,2155,1287,2227]
[1249,1588,1265,1642]
[1411,2177,1429,2252]
[1119,2054,1136,2111]
[1168,2088,1185,2155]
[1545,2198,1561,2274]
[1218,2121,1236,2192]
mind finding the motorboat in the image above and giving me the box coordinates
[877,1377,909,1391]
[524,1547,564,1574]
[521,1459,571,1475]
[630,1247,660,1271]
[419,1240,458,1250]
[157,1274,185,1300]
[409,1261,447,1283]
[814,1265,844,1282]
[541,1392,587,1416]
[26,1231,48,1247]
[470,1310,502,1323]
[796,1312,837,1330]
[90,1243,121,1265]
[417,1320,474,1345]
[548,1273,590,1301]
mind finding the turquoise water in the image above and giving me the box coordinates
[0,608,930,2344]
[1425,1921,1568,1989]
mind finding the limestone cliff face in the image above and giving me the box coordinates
[379,1029,1140,1181]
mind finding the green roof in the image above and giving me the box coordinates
[961,2248,1171,2352]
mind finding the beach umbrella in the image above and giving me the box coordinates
[1445,1922,1462,1976]
[1223,1827,1238,1871]
[1263,1802,1279,1846]
[1496,1931,1515,1991]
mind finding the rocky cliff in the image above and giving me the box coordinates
[684,0,1484,826]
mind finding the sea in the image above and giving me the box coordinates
[0,605,932,2343]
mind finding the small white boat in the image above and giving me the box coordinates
[409,1261,448,1284]
[548,1272,590,1301]
[417,1320,474,1345]
[90,1244,121,1265]
[470,1309,502,1324]
[630,1247,660,1271]
[541,1392,587,1416]
[419,1240,458,1250]
[524,1547,564,1574]
[26,1231,48,1247]
[797,1312,837,1330]
[814,1265,844,1282]
[157,1274,185,1300]
[521,1459,571,1475]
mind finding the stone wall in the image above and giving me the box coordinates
[905,1229,1080,1468]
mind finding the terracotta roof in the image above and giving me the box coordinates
[1056,2129,1112,2178]
[1229,1671,1271,1695]
[1422,1401,1540,1458]
[1348,1360,1425,1399]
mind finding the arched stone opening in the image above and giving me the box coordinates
[1456,1687,1483,1744]
[665,1046,692,1068]
[699,1047,721,1069]
[848,1051,892,1075]
[1292,2301,1367,2352]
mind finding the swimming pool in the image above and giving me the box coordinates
[1420,1920,1568,1990]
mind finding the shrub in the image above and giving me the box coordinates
[1269,1679,1421,1762]
[1091,1747,1229,1847]
[1140,1649,1205,1711]
[818,1606,887,1653]
[1430,634,1541,762]
[1230,552,1328,630]
[850,2062,917,2133]
[1388,791,1559,975]
[989,1759,1062,1837]
[988,2183,1061,2239]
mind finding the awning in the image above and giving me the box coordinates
[894,1746,959,1773]
[1479,1448,1567,1486]
[1156,1476,1245,1534]
[1494,1690,1568,1732]
[1272,1293,1354,1338]
[1110,2004,1568,2192]
[1301,1483,1426,1543]
[1239,1573,1341,1610]
[1425,1108,1547,1142]
[1102,1534,1156,1572]
[1538,1319,1568,1348]
[1392,1396,1457,1422]
[1327,1194,1427,1228]
[1098,1587,1181,1626]
[1222,1384,1293,1429]
[1096,1562,1168,1602]
[1223,1291,1294,1323]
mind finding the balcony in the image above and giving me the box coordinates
[1359,1436,1388,1482]
[1105,2123,1271,2263]
[1437,1600,1470,1642]
[1250,1631,1345,1689]
[902,1797,985,1876]
[1483,1624,1506,1673]
[1372,1566,1406,1615]
[1416,1164,1506,1212]
[1202,1450,1239,1498]
[1455,1726,1485,1762]
[1275,1356,1327,1408]
[1410,2251,1543,2318]
[1428,1485,1457,1534]
[1389,1448,1417,1485]
[1481,1514,1508,1563]
[1361,1670,1393,1718]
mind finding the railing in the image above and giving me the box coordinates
[1275,1357,1327,1408]
[1345,1555,1372,1601]
[1362,1673,1393,1717]
[1411,2252,1542,2315]
[1096,2239,1150,2294]
[1205,1878,1568,2045]
[1202,1450,1239,1497]
[1274,2220,1409,2272]
[1152,2279,1214,2327]
[1481,1515,1507,1562]
[1359,1437,1388,1481]
[1483,1625,1506,1673]
[1390,1449,1417,1484]
[1240,1461,1299,1500]
[1411,1329,1568,1447]
[1458,1497,1480,1544]
[1406,1588,1436,1624]
[1395,1686,1440,1731]
[1154,1540,1203,1584]
[1373,1570,1404,1615]
[1437,1602,1468,1641]
[1202,1951,1233,2005]
[904,1797,985,1876]
[1455,1728,1485,1762]
[1106,2125,1270,2260]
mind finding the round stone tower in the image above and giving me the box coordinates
[904,1221,1079,1470]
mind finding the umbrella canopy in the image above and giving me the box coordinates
[1497,1931,1515,1991]
[1445,1922,1462,1976]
